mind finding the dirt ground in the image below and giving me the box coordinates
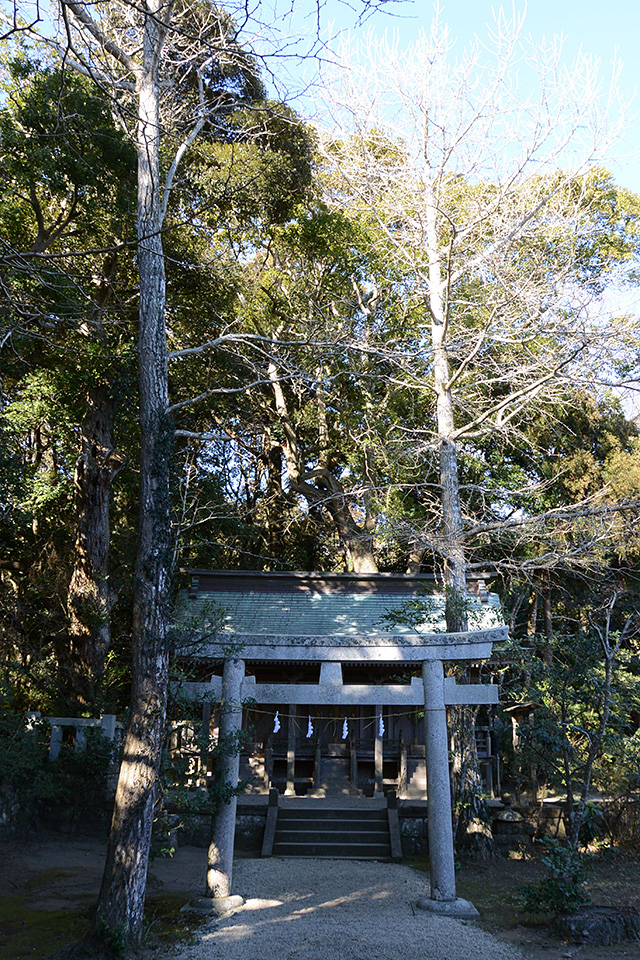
[1,834,639,960]
[455,852,640,960]
[0,834,207,959]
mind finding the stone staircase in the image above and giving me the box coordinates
[315,756,353,797]
[268,803,399,859]
[403,759,427,799]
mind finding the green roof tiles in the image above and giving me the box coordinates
[185,588,500,637]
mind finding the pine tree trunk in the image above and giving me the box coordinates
[67,385,115,706]
[95,16,172,944]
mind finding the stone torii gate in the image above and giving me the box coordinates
[178,570,506,918]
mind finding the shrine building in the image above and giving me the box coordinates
[176,569,506,913]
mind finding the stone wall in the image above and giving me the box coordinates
[398,802,429,856]
[177,803,267,856]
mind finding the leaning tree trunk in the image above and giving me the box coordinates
[320,481,378,573]
[95,17,172,945]
[67,385,116,707]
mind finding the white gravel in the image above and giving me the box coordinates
[176,858,527,960]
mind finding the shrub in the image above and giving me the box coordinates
[0,691,116,831]
[522,838,590,917]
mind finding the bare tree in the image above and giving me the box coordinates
[315,10,636,628]
[309,10,638,853]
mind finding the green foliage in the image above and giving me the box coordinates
[0,48,136,212]
[96,918,128,958]
[0,691,116,829]
[376,593,441,629]
[0,24,639,838]
[0,696,56,819]
[376,590,501,632]
[522,839,590,916]
[0,31,316,713]
[578,801,609,845]
[0,44,140,712]
[499,626,640,801]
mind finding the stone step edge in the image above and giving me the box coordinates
[275,818,389,826]
[275,825,389,832]
[271,854,393,860]
[273,842,392,851]
[274,813,388,821]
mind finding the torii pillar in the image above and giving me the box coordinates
[416,658,479,919]
[206,656,245,906]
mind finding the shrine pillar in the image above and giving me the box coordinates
[421,658,456,901]
[374,704,384,796]
[206,655,245,899]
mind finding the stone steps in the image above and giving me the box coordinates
[272,807,392,859]
[402,760,427,799]
[280,808,388,821]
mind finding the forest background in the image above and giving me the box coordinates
[1,0,640,949]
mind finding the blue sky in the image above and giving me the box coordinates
[265,0,639,192]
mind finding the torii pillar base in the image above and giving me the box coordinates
[416,897,479,919]
[182,895,244,918]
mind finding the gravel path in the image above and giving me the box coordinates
[176,859,527,960]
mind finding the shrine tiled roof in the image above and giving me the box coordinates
[179,570,501,639]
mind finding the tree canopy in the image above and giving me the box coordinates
[1,3,639,949]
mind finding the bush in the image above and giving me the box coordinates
[522,838,590,917]
[579,801,609,846]
[0,692,116,832]
[0,706,55,830]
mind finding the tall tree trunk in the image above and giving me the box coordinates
[439,436,467,632]
[67,385,115,706]
[264,431,286,559]
[95,14,172,945]
[542,574,554,665]
[528,589,539,636]
[425,178,467,632]
[425,177,491,853]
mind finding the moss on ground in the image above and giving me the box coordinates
[0,897,91,960]
[0,893,203,959]
[409,849,640,960]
